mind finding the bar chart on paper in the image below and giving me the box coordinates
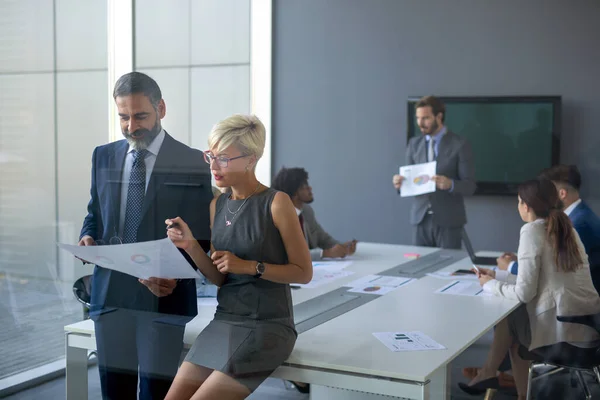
[373,331,446,352]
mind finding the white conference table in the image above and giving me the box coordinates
[65,242,517,400]
[273,253,519,399]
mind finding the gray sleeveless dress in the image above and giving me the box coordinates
[184,188,297,392]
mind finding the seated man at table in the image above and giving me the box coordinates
[497,164,600,293]
[272,167,357,260]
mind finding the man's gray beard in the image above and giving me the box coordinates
[124,125,160,150]
[126,134,153,150]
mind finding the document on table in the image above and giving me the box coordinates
[399,161,437,197]
[435,280,490,297]
[345,275,415,295]
[373,331,446,352]
[296,261,355,289]
[427,267,497,281]
[57,238,202,280]
[427,271,479,281]
[312,260,353,272]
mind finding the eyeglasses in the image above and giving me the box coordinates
[203,151,248,168]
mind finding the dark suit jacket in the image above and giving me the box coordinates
[405,130,476,228]
[571,201,600,276]
[512,201,600,292]
[80,133,212,318]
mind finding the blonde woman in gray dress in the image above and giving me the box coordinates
[164,114,312,400]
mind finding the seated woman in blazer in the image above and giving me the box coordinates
[459,177,600,399]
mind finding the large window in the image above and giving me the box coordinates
[0,0,107,382]
[0,0,269,389]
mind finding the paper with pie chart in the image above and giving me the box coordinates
[57,238,202,280]
[345,275,416,295]
[399,161,437,197]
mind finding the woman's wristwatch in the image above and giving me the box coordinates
[254,262,266,278]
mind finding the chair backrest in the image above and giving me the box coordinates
[72,275,93,306]
[557,313,600,334]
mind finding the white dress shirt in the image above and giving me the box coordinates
[563,198,582,217]
[118,130,166,237]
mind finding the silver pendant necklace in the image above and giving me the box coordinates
[225,182,261,226]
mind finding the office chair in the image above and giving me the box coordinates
[520,313,600,400]
[72,274,96,360]
[72,275,93,320]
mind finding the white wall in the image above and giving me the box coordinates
[135,0,251,155]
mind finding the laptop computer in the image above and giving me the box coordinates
[462,230,498,266]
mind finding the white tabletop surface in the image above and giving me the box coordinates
[65,318,95,335]
[285,252,519,382]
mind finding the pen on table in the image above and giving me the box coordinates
[290,285,301,290]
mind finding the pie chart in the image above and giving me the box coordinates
[131,254,151,264]
[413,175,430,185]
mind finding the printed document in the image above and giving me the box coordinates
[296,261,355,289]
[435,280,491,297]
[373,331,446,352]
[399,161,437,197]
[58,238,201,280]
[345,275,415,295]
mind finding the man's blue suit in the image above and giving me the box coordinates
[80,132,212,399]
[511,201,600,293]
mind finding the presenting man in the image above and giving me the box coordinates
[498,164,600,292]
[272,167,357,260]
[79,72,212,399]
[392,95,476,249]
